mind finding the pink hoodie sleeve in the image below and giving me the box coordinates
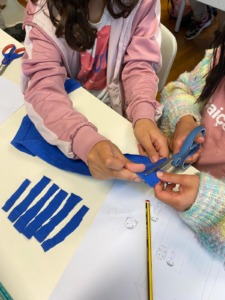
[122,0,162,125]
[22,26,107,163]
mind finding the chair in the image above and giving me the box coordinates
[175,0,187,32]
[157,24,177,91]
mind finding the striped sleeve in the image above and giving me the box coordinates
[180,173,225,260]
[160,49,214,137]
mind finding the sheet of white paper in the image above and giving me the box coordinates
[50,181,225,300]
[0,77,24,124]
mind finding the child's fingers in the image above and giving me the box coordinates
[164,182,176,192]
[156,171,185,185]
[195,135,205,144]
[154,182,182,208]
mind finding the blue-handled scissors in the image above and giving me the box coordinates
[145,125,206,176]
[0,43,25,75]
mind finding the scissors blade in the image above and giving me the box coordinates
[0,64,8,75]
[144,157,173,176]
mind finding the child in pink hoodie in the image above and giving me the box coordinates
[21,0,169,182]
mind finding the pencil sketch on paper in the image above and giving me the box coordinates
[151,203,167,222]
[156,244,167,260]
[50,181,225,300]
[125,216,138,229]
[133,268,147,300]
[166,249,176,267]
[106,186,225,300]
[149,196,225,300]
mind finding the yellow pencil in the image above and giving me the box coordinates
[145,200,153,300]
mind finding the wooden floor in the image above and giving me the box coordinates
[160,0,219,84]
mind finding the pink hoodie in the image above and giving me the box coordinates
[21,0,162,163]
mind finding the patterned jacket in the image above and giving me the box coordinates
[160,49,225,260]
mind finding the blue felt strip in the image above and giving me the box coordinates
[13,183,59,233]
[34,193,82,242]
[22,189,68,239]
[125,154,167,187]
[2,179,31,212]
[41,205,89,252]
[8,176,51,222]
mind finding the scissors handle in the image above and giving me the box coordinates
[172,125,206,169]
[2,44,25,65]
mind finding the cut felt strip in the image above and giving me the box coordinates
[34,193,82,243]
[2,178,31,212]
[125,154,167,187]
[22,189,68,239]
[41,205,89,252]
[13,183,59,233]
[8,176,51,223]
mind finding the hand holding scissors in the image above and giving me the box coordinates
[145,125,206,175]
[0,44,25,75]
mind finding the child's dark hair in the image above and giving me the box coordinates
[30,0,138,51]
[198,28,225,104]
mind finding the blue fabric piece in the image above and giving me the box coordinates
[10,77,164,188]
[10,116,165,187]
[34,193,82,243]
[8,176,51,223]
[64,78,81,94]
[125,154,167,187]
[22,189,68,239]
[41,205,89,252]
[2,179,31,212]
[13,183,59,233]
[11,115,92,176]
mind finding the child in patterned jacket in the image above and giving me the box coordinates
[154,27,225,260]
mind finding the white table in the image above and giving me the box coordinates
[1,29,224,300]
[0,29,149,300]
[197,0,225,11]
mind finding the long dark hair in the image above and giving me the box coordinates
[30,0,138,51]
[198,28,225,104]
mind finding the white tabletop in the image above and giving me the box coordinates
[2,29,222,300]
[197,0,225,11]
[0,29,149,300]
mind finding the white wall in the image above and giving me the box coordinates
[2,0,25,27]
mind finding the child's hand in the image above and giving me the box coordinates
[170,115,205,164]
[134,119,169,163]
[154,172,200,211]
[87,140,145,181]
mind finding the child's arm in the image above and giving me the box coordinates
[154,171,225,260]
[122,0,162,125]
[160,49,214,138]
[22,26,145,181]
[180,173,225,260]
[121,0,169,161]
[22,26,107,164]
